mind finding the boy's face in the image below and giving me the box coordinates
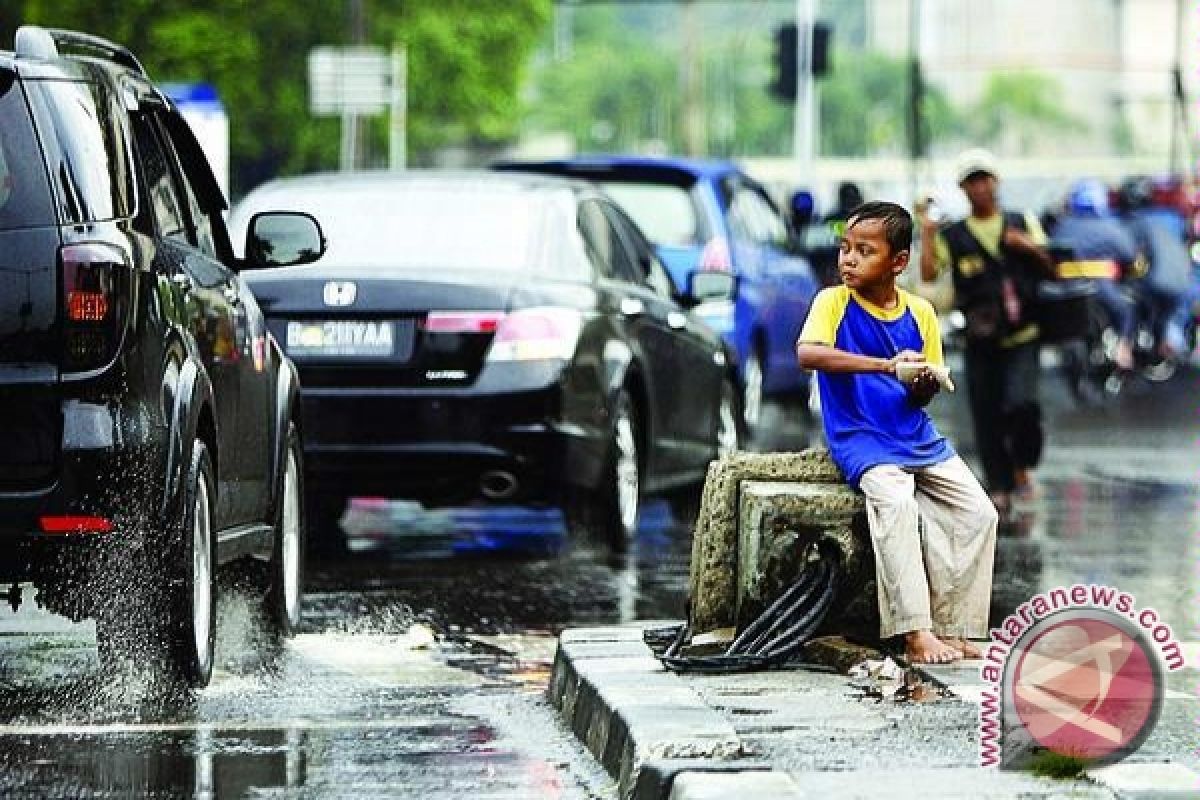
[837,217,909,293]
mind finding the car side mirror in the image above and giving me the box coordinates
[686,270,736,304]
[243,212,326,269]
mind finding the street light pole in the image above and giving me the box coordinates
[794,0,816,183]
[908,0,924,206]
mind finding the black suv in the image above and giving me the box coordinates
[0,27,326,687]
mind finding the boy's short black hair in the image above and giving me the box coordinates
[845,201,912,255]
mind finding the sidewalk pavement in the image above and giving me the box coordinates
[549,623,1200,800]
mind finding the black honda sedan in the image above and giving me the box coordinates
[231,171,740,551]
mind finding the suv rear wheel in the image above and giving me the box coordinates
[265,425,304,636]
[95,438,216,687]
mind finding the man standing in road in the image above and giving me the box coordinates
[919,149,1055,516]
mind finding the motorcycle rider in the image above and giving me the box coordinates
[1119,176,1193,365]
[1051,179,1139,372]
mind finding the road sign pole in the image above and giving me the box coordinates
[340,112,355,171]
[390,46,407,170]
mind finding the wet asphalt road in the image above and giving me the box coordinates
[0,359,1197,797]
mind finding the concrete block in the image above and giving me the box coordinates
[1086,762,1200,798]
[688,450,848,636]
[560,626,653,644]
[561,640,657,661]
[669,771,805,800]
[786,767,1113,799]
[737,481,868,626]
[688,449,877,638]
[631,759,773,800]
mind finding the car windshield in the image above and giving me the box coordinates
[235,180,591,280]
[598,181,700,247]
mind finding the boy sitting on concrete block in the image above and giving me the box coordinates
[796,201,998,664]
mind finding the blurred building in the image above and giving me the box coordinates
[868,0,1197,159]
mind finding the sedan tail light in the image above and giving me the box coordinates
[61,242,130,373]
[486,308,583,362]
[422,311,505,334]
[699,236,732,272]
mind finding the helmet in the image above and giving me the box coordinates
[1067,179,1109,215]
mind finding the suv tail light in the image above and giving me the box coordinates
[60,242,130,372]
[486,308,583,362]
[699,236,732,272]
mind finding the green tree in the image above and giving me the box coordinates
[5,1,549,193]
[967,71,1086,152]
[818,51,959,157]
[374,0,550,162]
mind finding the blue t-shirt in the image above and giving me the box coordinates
[798,286,953,486]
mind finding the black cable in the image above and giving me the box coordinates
[725,557,821,655]
[656,549,841,674]
[731,558,831,656]
[753,572,838,660]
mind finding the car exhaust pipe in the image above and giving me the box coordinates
[480,470,519,501]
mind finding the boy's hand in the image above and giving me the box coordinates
[906,369,940,407]
[885,350,925,374]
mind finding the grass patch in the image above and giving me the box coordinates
[1028,749,1089,779]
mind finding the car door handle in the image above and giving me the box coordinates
[667,311,688,330]
[620,297,645,317]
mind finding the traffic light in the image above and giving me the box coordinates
[769,23,798,101]
[769,22,832,102]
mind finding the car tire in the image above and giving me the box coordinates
[166,439,218,688]
[716,378,742,458]
[98,440,217,687]
[585,388,641,553]
[265,423,304,636]
[741,349,764,440]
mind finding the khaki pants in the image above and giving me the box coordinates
[859,456,998,640]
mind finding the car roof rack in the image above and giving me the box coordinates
[14,25,146,76]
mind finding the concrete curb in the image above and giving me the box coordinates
[550,624,769,799]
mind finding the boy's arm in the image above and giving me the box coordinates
[796,343,923,375]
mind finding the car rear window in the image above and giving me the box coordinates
[26,78,134,224]
[597,181,701,247]
[0,73,55,231]
[234,181,592,280]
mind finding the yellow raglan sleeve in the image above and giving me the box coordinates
[911,295,945,366]
[797,287,845,346]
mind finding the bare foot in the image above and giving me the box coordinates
[904,630,962,664]
[945,637,983,659]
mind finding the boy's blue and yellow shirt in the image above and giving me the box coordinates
[798,285,953,486]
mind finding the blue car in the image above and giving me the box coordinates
[493,156,819,436]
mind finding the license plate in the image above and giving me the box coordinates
[286,320,396,358]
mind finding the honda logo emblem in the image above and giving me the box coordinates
[323,281,357,307]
